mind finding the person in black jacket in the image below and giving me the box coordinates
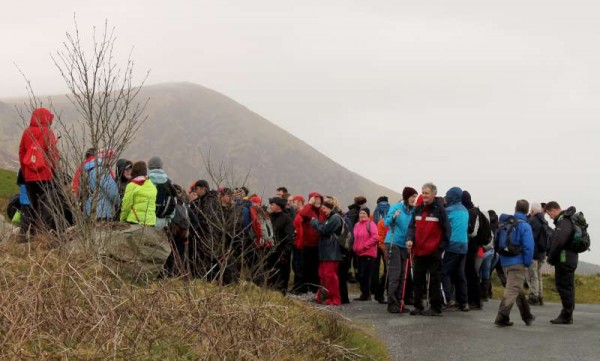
[526,203,550,305]
[462,191,483,310]
[545,201,578,325]
[267,197,295,294]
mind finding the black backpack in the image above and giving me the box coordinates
[334,214,354,251]
[155,180,177,218]
[474,208,493,247]
[497,216,524,257]
[568,212,591,253]
[171,200,191,230]
[6,194,20,221]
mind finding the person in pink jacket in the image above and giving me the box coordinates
[353,207,379,301]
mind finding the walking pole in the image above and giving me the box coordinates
[400,250,412,312]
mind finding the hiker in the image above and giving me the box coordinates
[212,187,244,284]
[441,187,470,311]
[346,196,367,283]
[310,199,343,306]
[83,149,120,221]
[384,187,418,313]
[479,211,498,302]
[325,195,350,304]
[526,203,550,306]
[299,192,326,293]
[161,184,195,278]
[462,191,485,310]
[488,209,507,293]
[267,197,295,294]
[71,147,96,199]
[120,161,157,226]
[115,159,133,197]
[189,179,221,277]
[494,200,535,327]
[545,202,579,325]
[406,183,450,317]
[372,196,390,303]
[18,108,60,236]
[148,156,177,229]
[352,206,379,301]
[290,195,306,294]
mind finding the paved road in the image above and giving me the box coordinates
[338,298,600,361]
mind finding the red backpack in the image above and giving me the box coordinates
[23,145,48,172]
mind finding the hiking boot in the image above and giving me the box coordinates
[469,302,482,310]
[458,304,470,312]
[375,296,386,304]
[443,300,458,311]
[353,294,371,301]
[481,280,490,302]
[527,296,540,306]
[423,308,443,317]
[387,303,400,314]
[523,314,536,326]
[538,296,544,306]
[550,310,573,325]
[410,307,424,316]
[494,314,514,327]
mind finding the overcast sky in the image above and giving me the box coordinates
[1,0,598,264]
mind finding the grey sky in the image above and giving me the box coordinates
[1,0,598,264]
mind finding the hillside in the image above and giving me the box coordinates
[0,83,401,207]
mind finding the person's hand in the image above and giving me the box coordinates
[309,197,316,206]
[406,240,413,250]
[394,210,401,218]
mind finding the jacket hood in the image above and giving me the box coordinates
[499,213,511,223]
[445,187,463,206]
[148,169,169,185]
[461,190,474,209]
[373,201,390,222]
[308,192,324,205]
[115,159,132,180]
[30,108,54,127]
[562,206,577,217]
[83,158,103,171]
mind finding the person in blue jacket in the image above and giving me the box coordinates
[383,187,418,313]
[84,155,120,220]
[494,199,536,327]
[441,187,469,311]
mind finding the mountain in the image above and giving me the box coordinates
[0,82,401,207]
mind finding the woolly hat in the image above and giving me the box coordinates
[293,195,306,204]
[148,156,163,170]
[269,197,287,209]
[359,206,371,217]
[376,196,389,204]
[402,187,418,202]
[354,196,368,206]
[193,179,210,190]
[251,196,262,205]
[461,190,474,209]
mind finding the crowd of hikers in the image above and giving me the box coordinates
[10,108,591,327]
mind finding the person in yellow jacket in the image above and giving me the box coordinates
[120,161,157,226]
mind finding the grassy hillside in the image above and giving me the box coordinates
[0,168,17,213]
[0,240,388,360]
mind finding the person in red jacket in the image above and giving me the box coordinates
[290,195,307,294]
[299,192,325,293]
[18,108,59,236]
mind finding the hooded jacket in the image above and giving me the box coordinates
[270,211,295,256]
[373,200,391,224]
[84,158,120,219]
[498,212,534,268]
[383,201,413,248]
[18,108,59,182]
[310,210,342,261]
[299,192,325,248]
[115,159,133,197]
[528,212,550,260]
[548,207,579,267]
[444,187,469,254]
[406,198,450,256]
[353,218,379,257]
[120,177,157,226]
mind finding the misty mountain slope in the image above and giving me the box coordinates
[0,82,401,207]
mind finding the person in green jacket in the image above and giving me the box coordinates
[120,161,157,226]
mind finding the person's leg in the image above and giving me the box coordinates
[537,257,545,304]
[364,256,375,298]
[338,252,350,304]
[479,252,493,301]
[454,253,468,306]
[356,256,368,297]
[428,254,443,313]
[441,251,458,304]
[411,255,427,314]
[292,247,306,293]
[387,245,403,307]
[324,261,341,305]
[496,265,521,325]
[303,247,320,293]
[556,262,576,315]
[371,249,381,296]
[466,252,482,308]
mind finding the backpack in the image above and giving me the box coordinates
[334,214,354,251]
[541,223,554,253]
[155,181,177,218]
[474,208,493,247]
[171,200,191,230]
[249,208,275,248]
[568,212,591,253]
[6,194,20,221]
[23,145,48,172]
[497,216,524,257]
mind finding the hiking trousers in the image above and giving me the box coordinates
[413,252,443,312]
[555,262,576,314]
[466,250,481,306]
[356,256,376,297]
[498,264,533,321]
[386,245,411,306]
[302,246,320,293]
[291,247,305,293]
[525,258,544,298]
[442,251,468,305]
[318,261,341,305]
